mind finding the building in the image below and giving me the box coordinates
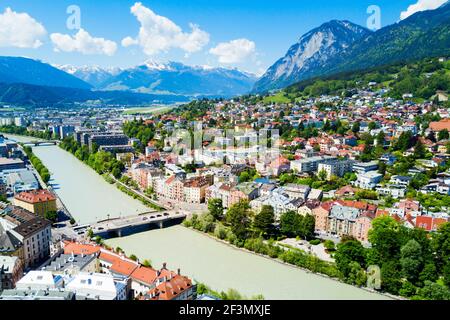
[0,288,74,300]
[283,184,311,200]
[313,200,377,243]
[353,171,383,190]
[317,159,353,179]
[62,241,194,300]
[2,169,39,195]
[65,272,127,300]
[291,156,337,174]
[429,118,450,133]
[183,176,212,204]
[99,145,135,155]
[139,274,195,301]
[352,161,379,174]
[0,158,25,172]
[88,133,129,151]
[415,216,448,232]
[41,253,98,276]
[376,185,407,199]
[15,270,63,290]
[0,206,52,269]
[14,190,57,217]
[0,256,23,290]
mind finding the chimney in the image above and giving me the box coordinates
[177,268,180,275]
[162,262,167,269]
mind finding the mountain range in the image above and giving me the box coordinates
[253,1,450,93]
[67,61,258,97]
[0,57,257,106]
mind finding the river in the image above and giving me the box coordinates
[4,134,390,300]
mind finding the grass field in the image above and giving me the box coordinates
[123,105,175,115]
[263,92,292,104]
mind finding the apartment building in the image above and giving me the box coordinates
[1,206,52,269]
[183,177,212,204]
[291,156,337,174]
[0,256,23,290]
[313,200,377,243]
[317,159,354,180]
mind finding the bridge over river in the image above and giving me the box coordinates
[90,211,187,238]
[22,140,59,147]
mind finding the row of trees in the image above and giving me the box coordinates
[185,200,339,279]
[23,146,51,183]
[59,137,124,178]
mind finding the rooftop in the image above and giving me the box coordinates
[15,189,57,204]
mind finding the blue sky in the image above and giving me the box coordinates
[0,0,442,74]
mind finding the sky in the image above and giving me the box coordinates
[0,0,446,75]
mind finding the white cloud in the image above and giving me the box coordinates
[122,2,209,55]
[209,39,256,64]
[0,7,47,48]
[50,29,117,56]
[400,0,447,20]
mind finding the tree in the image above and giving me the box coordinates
[142,259,152,268]
[418,281,450,300]
[318,169,328,181]
[394,131,414,152]
[129,254,138,262]
[280,211,301,238]
[399,281,418,298]
[413,139,426,159]
[376,131,385,147]
[352,122,360,134]
[400,240,423,284]
[432,222,450,272]
[438,129,449,141]
[239,171,251,183]
[323,240,336,251]
[443,262,450,289]
[208,198,224,221]
[380,261,402,295]
[299,214,315,240]
[226,201,252,240]
[347,261,368,287]
[419,263,438,284]
[44,211,58,223]
[334,239,367,279]
[253,205,275,236]
[368,216,403,263]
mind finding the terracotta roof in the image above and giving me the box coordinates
[430,119,450,132]
[131,266,159,285]
[63,242,101,255]
[99,251,139,276]
[143,275,192,300]
[15,190,56,204]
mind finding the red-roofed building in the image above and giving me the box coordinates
[416,216,449,232]
[14,190,57,217]
[139,274,195,300]
[62,242,195,299]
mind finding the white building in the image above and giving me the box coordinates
[15,271,64,291]
[65,272,126,300]
[353,171,383,190]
